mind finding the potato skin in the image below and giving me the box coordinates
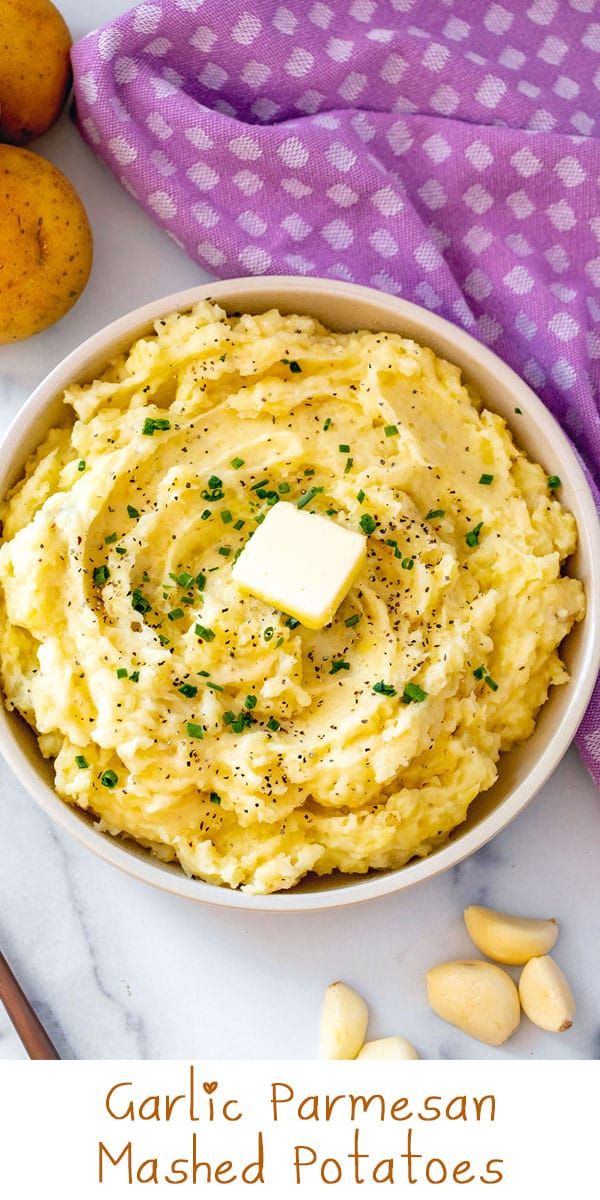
[0,0,72,145]
[0,145,92,342]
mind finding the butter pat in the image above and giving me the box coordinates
[232,501,366,630]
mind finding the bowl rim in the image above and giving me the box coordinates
[0,276,598,913]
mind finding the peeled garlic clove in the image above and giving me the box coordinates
[464,904,558,965]
[357,1036,418,1061]
[427,960,520,1047]
[518,955,575,1033]
[319,982,368,1059]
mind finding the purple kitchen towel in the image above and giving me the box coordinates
[71,0,600,782]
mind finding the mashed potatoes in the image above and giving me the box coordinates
[0,303,585,893]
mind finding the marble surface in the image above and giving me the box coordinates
[1,0,599,1063]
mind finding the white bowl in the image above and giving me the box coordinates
[1,278,598,911]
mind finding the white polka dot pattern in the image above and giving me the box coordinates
[71,0,600,780]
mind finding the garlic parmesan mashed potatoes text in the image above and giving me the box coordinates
[0,304,584,893]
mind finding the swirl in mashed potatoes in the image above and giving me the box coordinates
[0,303,585,893]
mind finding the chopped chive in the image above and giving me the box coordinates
[221,510,233,524]
[168,608,184,621]
[234,518,245,530]
[200,509,212,519]
[208,475,222,490]
[323,417,332,431]
[218,546,231,557]
[426,508,445,520]
[195,623,215,641]
[105,532,118,544]
[176,571,193,587]
[158,633,170,646]
[178,683,198,698]
[251,478,269,492]
[186,721,204,739]
[357,489,365,504]
[116,667,127,679]
[473,665,486,680]
[280,358,301,373]
[231,457,245,469]
[384,424,398,437]
[401,557,414,570]
[115,546,127,556]
[345,614,361,627]
[206,680,224,692]
[264,626,274,641]
[127,504,140,519]
[142,417,171,436]
[285,616,300,629]
[547,475,561,491]
[77,460,86,471]
[339,443,350,453]
[297,486,323,510]
[278,481,290,494]
[267,716,281,731]
[101,769,118,788]
[402,682,428,704]
[75,755,89,769]
[514,407,522,414]
[198,670,210,677]
[129,670,140,682]
[196,572,206,591]
[227,708,255,733]
[304,468,315,477]
[344,457,353,474]
[93,565,110,586]
[330,659,350,674]
[359,513,377,534]
[255,512,265,525]
[209,792,221,805]
[484,675,499,691]
[373,681,397,697]
[479,474,494,485]
[244,694,257,709]
[466,521,483,547]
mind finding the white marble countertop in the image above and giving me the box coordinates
[1,0,599,1063]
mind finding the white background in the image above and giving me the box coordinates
[0,0,599,1064]
[0,1060,597,1195]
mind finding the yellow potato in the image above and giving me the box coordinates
[0,145,92,342]
[0,0,72,145]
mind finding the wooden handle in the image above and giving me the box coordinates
[0,950,60,1060]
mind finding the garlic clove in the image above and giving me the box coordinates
[518,955,575,1033]
[427,960,520,1047]
[319,981,368,1059]
[357,1036,418,1060]
[464,904,558,965]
